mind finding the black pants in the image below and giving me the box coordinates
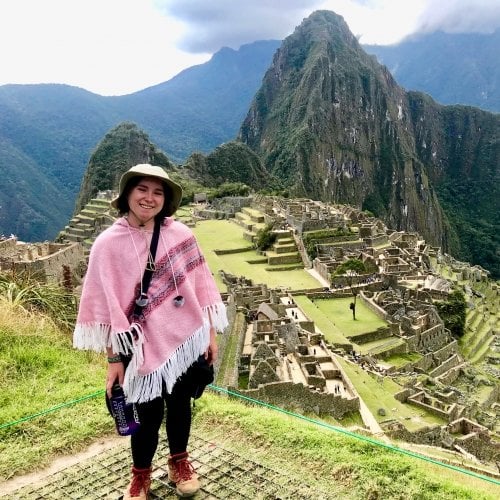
[131,375,192,469]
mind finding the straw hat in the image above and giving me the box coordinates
[111,164,183,216]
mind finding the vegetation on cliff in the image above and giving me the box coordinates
[435,289,467,338]
[183,141,271,190]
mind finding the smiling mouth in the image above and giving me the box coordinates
[139,203,154,209]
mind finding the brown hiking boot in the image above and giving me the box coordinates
[168,452,200,497]
[123,466,152,500]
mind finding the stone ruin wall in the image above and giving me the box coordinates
[229,381,359,420]
[0,238,18,258]
[0,240,84,284]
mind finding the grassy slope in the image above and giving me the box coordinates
[198,393,498,499]
[0,300,111,481]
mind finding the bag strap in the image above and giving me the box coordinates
[133,218,161,317]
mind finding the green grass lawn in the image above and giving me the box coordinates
[192,220,320,291]
[314,297,387,337]
[382,352,422,368]
[293,294,349,344]
[290,294,403,357]
[336,356,447,431]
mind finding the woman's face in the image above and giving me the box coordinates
[127,177,165,226]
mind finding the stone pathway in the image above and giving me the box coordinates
[306,268,330,287]
[1,433,335,499]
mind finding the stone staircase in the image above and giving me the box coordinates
[265,231,302,266]
[56,198,115,255]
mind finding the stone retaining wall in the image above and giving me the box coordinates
[429,354,461,378]
[229,381,359,419]
[5,242,84,284]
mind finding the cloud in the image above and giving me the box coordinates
[0,0,210,95]
[415,0,500,35]
[156,0,325,52]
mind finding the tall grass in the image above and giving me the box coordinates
[0,271,76,332]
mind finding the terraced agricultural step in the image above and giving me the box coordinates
[75,215,96,224]
[467,326,494,359]
[241,207,264,223]
[66,227,88,237]
[368,337,405,356]
[273,243,298,254]
[235,212,248,222]
[87,199,111,209]
[267,252,302,265]
[470,334,495,364]
[275,237,294,245]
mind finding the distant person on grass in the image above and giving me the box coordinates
[74,164,228,499]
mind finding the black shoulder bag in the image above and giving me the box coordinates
[105,219,161,429]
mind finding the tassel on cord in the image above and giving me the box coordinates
[124,323,210,403]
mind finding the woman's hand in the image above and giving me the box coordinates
[106,362,125,397]
[204,327,218,365]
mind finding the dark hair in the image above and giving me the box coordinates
[116,176,175,220]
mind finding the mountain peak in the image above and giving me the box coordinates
[239,10,499,276]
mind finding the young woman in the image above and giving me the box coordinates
[74,164,228,498]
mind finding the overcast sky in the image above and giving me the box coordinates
[0,0,499,96]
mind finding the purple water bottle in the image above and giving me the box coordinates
[109,384,141,436]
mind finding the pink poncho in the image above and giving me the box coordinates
[73,217,228,403]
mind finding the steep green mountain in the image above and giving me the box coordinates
[363,30,500,113]
[183,141,271,189]
[0,40,280,241]
[75,122,175,211]
[0,136,69,241]
[239,11,500,277]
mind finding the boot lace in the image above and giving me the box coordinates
[174,459,195,483]
[130,468,151,496]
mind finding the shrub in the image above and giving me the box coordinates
[0,271,76,332]
[435,289,467,337]
[255,223,277,251]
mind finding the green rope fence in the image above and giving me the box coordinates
[1,384,499,487]
[0,389,105,430]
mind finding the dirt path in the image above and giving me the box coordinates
[0,435,124,496]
